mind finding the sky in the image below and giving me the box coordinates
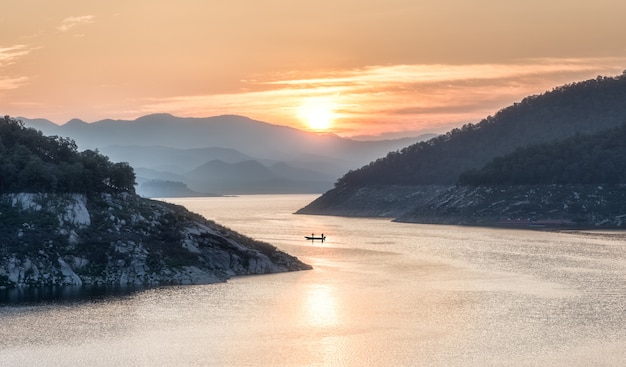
[2,0,626,138]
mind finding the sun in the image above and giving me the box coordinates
[297,98,335,131]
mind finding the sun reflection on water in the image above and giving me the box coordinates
[304,284,339,328]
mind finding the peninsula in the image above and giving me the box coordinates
[0,116,310,288]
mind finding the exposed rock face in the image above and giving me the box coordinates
[296,185,451,217]
[298,184,626,228]
[395,184,626,227]
[0,193,310,288]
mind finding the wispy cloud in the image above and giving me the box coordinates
[0,76,30,90]
[0,45,31,67]
[138,57,626,136]
[0,45,33,90]
[57,15,95,32]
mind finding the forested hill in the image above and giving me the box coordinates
[335,72,626,187]
[459,124,626,185]
[0,116,135,194]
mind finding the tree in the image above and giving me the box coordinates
[0,116,137,194]
[108,162,136,193]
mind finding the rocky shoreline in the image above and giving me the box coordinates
[1,192,311,289]
[298,184,626,228]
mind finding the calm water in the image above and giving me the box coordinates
[1,194,625,366]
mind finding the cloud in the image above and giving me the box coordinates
[0,45,31,67]
[0,76,30,90]
[57,15,95,32]
[263,58,626,131]
[136,57,626,136]
[265,59,625,91]
[0,45,32,90]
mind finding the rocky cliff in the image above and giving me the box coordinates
[296,185,451,218]
[0,192,311,288]
[298,184,626,228]
[395,184,626,227]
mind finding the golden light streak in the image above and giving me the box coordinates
[304,284,339,328]
[137,58,626,137]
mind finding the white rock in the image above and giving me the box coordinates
[57,257,83,286]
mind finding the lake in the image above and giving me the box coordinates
[1,194,624,366]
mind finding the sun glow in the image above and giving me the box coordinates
[297,97,336,131]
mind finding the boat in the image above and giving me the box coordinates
[305,234,326,242]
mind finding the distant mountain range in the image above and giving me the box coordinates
[21,114,433,196]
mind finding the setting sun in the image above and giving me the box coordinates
[297,98,335,131]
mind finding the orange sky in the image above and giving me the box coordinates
[2,0,626,138]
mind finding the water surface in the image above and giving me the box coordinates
[1,194,624,366]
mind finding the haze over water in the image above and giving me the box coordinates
[1,194,624,366]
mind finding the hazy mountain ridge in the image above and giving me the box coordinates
[299,72,626,227]
[100,145,254,174]
[21,114,429,196]
[23,113,422,161]
[138,180,214,198]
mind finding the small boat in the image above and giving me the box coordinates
[305,234,326,242]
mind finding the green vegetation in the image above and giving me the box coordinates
[0,195,68,257]
[0,116,135,194]
[335,72,626,187]
[459,124,626,185]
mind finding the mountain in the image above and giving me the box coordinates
[22,114,423,164]
[187,160,277,182]
[99,145,254,174]
[15,117,56,132]
[0,116,310,288]
[328,73,626,188]
[298,72,626,228]
[185,160,331,194]
[21,114,428,196]
[268,161,336,182]
[134,167,188,184]
[137,180,218,198]
[459,124,626,185]
[130,156,333,195]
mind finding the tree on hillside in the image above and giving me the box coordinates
[458,124,626,185]
[0,116,136,194]
[334,72,626,187]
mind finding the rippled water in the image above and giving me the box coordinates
[1,194,625,366]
